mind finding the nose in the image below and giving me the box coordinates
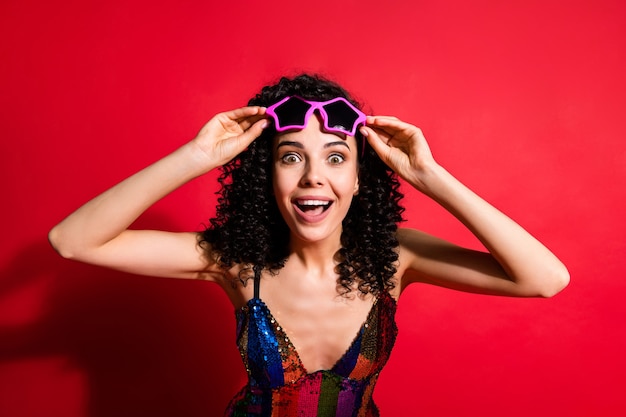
[300,160,324,187]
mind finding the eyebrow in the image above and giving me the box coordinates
[276,140,351,151]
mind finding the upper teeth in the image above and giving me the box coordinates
[299,200,330,206]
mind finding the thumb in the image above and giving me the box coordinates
[360,126,391,162]
[237,118,269,148]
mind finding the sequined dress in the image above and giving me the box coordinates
[225,276,398,416]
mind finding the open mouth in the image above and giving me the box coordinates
[294,199,333,216]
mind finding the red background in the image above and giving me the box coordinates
[1,0,625,416]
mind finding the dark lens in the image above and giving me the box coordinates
[273,97,311,128]
[322,100,359,131]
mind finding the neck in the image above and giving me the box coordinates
[288,233,342,276]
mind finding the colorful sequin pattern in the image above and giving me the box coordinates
[226,289,398,416]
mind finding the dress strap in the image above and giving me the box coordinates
[253,267,261,299]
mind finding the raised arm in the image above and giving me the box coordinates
[48,106,268,280]
[360,116,569,297]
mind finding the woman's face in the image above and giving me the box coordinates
[272,114,360,247]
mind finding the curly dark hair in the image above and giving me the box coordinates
[199,74,404,296]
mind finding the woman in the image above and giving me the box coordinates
[49,74,569,416]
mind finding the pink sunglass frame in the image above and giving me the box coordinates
[265,96,367,137]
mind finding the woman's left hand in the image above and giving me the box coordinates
[360,116,437,192]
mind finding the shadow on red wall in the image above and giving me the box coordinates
[0,219,244,416]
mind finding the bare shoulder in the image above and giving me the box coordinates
[394,228,439,293]
[395,227,437,276]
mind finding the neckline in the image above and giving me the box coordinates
[241,294,391,375]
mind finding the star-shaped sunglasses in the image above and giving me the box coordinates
[266,96,366,137]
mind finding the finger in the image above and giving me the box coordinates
[216,107,261,127]
[235,117,269,147]
[216,107,267,133]
[225,106,265,120]
[367,115,400,122]
[365,123,401,139]
[366,115,410,129]
[238,113,268,132]
[365,116,405,136]
[236,107,268,132]
[367,116,422,138]
[360,126,391,158]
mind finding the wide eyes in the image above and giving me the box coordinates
[281,153,302,164]
[328,154,345,164]
[280,152,346,165]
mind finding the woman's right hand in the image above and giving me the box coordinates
[192,106,268,168]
